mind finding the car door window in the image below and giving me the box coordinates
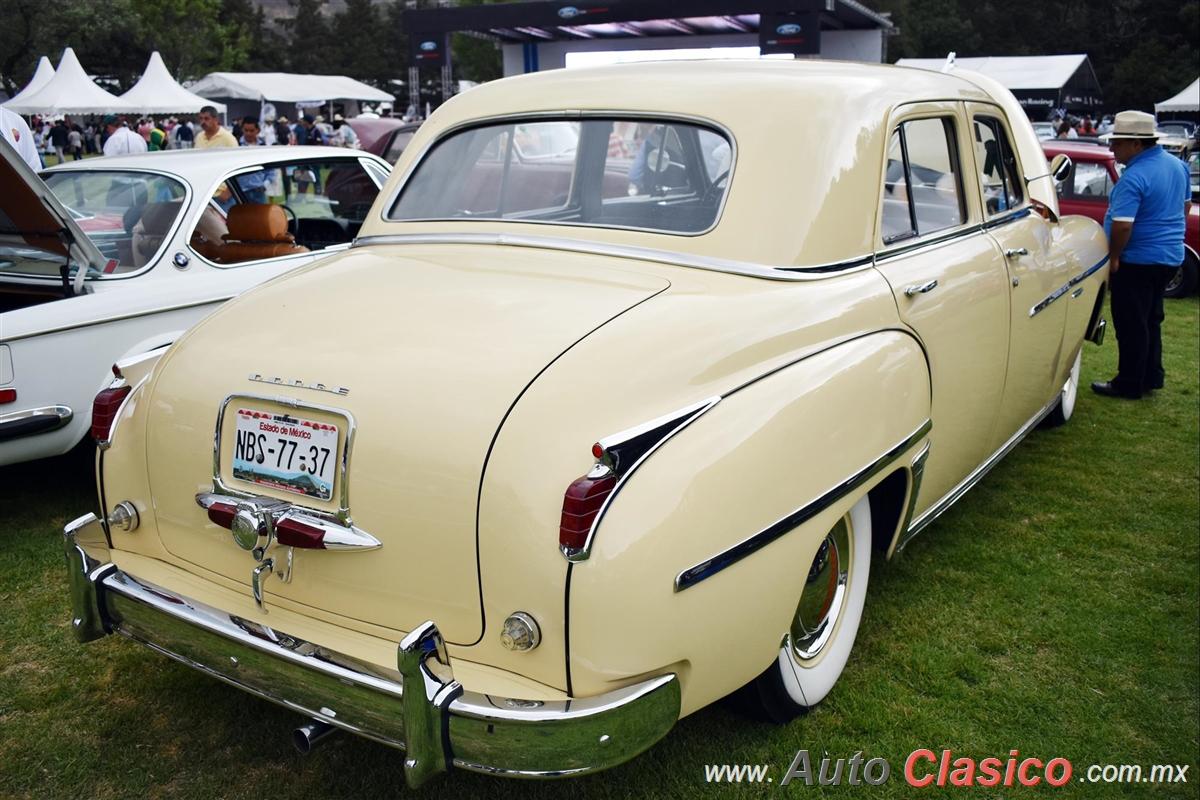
[1071,161,1112,199]
[192,158,383,265]
[880,117,965,244]
[973,117,1024,215]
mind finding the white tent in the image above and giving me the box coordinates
[119,52,226,114]
[3,56,56,108]
[188,72,394,105]
[897,54,1103,112]
[3,47,134,115]
[1155,78,1199,114]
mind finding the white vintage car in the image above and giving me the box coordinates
[65,62,1108,786]
[0,143,390,466]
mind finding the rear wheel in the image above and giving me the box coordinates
[1042,348,1081,428]
[741,494,872,723]
[1163,252,1198,298]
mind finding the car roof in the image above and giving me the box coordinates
[43,145,379,177]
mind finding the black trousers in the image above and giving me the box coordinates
[1110,262,1171,395]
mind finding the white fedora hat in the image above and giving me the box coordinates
[1100,110,1159,140]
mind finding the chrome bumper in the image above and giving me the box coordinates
[64,513,680,787]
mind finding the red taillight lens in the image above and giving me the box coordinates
[207,501,237,529]
[91,385,131,442]
[559,472,617,552]
[275,516,327,549]
[0,388,15,405]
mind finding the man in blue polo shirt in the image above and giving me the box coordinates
[1092,110,1191,399]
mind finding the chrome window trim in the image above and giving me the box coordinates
[210,393,358,526]
[353,232,874,281]
[0,297,225,343]
[377,110,738,239]
[873,208,1034,264]
[1029,253,1109,317]
[675,418,933,592]
[31,166,195,283]
[906,393,1059,542]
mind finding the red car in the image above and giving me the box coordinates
[1044,140,1198,297]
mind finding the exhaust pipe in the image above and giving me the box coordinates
[292,719,338,754]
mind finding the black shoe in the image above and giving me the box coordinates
[1091,381,1141,399]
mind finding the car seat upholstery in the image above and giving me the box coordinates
[131,201,183,269]
[218,204,309,263]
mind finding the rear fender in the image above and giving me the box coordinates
[567,331,931,714]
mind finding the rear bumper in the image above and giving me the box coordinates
[64,513,680,787]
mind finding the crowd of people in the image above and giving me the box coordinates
[20,106,364,164]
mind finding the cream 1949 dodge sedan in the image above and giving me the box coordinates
[65,61,1108,786]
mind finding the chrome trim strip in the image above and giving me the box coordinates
[376,110,738,239]
[906,394,1059,540]
[0,404,73,439]
[565,396,721,563]
[1,298,225,343]
[874,223,982,262]
[981,206,1033,230]
[211,393,357,526]
[353,232,873,281]
[63,524,681,784]
[1030,254,1109,317]
[675,419,932,592]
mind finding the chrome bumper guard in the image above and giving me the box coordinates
[64,513,680,787]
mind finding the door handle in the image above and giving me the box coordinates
[1071,287,1084,299]
[1005,247,1029,259]
[904,280,939,297]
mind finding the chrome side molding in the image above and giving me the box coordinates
[0,404,73,442]
[675,419,932,592]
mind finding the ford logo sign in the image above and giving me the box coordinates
[776,23,802,35]
[558,6,582,19]
[420,40,438,51]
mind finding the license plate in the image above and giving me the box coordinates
[231,408,339,501]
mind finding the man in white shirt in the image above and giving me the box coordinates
[102,115,148,157]
[1,107,43,170]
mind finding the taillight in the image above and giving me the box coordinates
[276,516,327,549]
[91,385,131,442]
[0,388,15,404]
[206,501,237,529]
[559,468,617,553]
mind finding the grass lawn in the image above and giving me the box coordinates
[1,298,1196,799]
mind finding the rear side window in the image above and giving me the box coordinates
[1070,161,1113,200]
[389,118,732,235]
[973,116,1024,215]
[880,117,965,244]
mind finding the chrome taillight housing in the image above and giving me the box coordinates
[559,465,617,553]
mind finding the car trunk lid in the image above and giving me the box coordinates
[143,244,668,644]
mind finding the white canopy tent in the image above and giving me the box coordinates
[1155,78,1199,114]
[3,56,56,108]
[119,51,226,114]
[3,48,133,115]
[897,54,1103,113]
[188,72,393,121]
[188,72,394,105]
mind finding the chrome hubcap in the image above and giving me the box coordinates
[791,517,851,661]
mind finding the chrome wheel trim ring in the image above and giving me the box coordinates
[790,517,851,662]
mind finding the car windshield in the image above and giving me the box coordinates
[39,170,187,277]
[389,118,732,235]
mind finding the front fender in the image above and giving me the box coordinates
[567,330,931,715]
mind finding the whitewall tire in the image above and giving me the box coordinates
[1043,348,1081,428]
[743,493,872,722]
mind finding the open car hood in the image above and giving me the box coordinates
[0,137,111,290]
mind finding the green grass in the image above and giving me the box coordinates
[1,298,1196,799]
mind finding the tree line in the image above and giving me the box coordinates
[2,0,1195,112]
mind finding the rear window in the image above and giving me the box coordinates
[388,118,732,235]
